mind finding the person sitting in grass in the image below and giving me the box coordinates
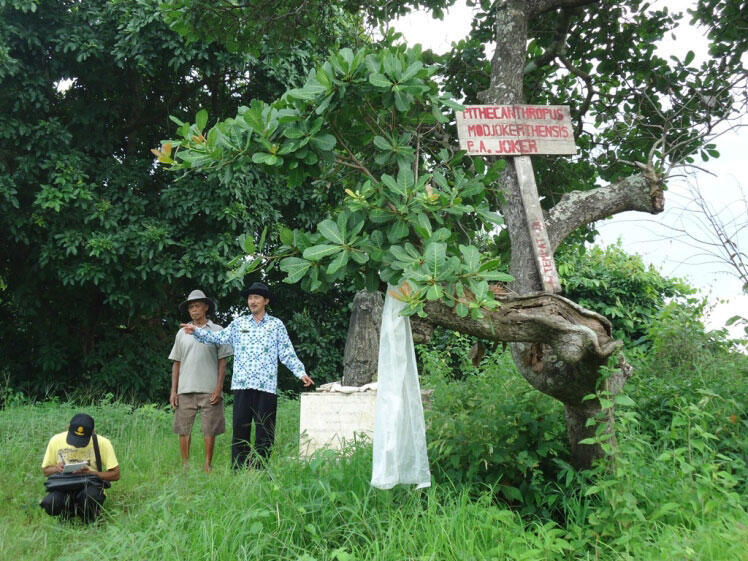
[40,413,120,523]
[181,281,314,469]
[169,289,232,472]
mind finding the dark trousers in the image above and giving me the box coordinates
[232,388,277,468]
[40,486,105,522]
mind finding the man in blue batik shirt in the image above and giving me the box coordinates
[181,282,313,468]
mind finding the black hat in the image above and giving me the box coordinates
[242,282,271,300]
[67,413,94,447]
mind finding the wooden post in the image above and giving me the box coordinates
[513,156,561,293]
[456,104,574,294]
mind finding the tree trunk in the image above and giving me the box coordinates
[475,0,630,469]
[338,0,658,469]
[342,290,383,386]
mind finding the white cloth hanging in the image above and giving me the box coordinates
[371,285,431,489]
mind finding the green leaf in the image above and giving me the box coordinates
[387,220,409,243]
[365,269,380,292]
[651,502,681,520]
[390,245,417,263]
[373,136,392,150]
[315,93,335,115]
[431,104,448,123]
[350,250,369,264]
[279,227,294,247]
[349,218,365,238]
[287,81,327,100]
[338,47,354,69]
[480,271,513,282]
[279,257,311,284]
[726,315,745,326]
[381,174,406,197]
[336,213,348,242]
[440,95,465,111]
[303,244,342,261]
[196,108,208,131]
[479,259,501,272]
[431,228,452,242]
[426,283,442,301]
[242,101,267,132]
[252,152,280,165]
[424,242,447,278]
[583,485,600,496]
[240,234,255,254]
[468,279,488,301]
[412,213,432,238]
[432,171,448,189]
[614,394,636,407]
[369,73,392,88]
[369,208,393,224]
[327,250,349,275]
[245,257,263,273]
[400,61,423,82]
[393,89,411,112]
[283,127,306,140]
[310,134,336,151]
[257,226,268,252]
[477,209,504,225]
[500,485,523,502]
[319,219,345,244]
[459,245,480,272]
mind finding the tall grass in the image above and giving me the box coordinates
[2,329,748,560]
[1,398,573,561]
[2,391,747,560]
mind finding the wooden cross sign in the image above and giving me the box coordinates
[455,105,577,293]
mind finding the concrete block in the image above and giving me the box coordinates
[299,391,376,457]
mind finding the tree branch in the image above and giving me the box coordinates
[524,9,573,73]
[545,170,664,251]
[529,0,598,16]
[423,291,620,368]
[558,54,593,136]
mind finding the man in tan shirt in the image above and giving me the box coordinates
[169,289,232,471]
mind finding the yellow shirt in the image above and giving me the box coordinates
[41,432,119,471]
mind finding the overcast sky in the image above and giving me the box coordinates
[391,0,748,335]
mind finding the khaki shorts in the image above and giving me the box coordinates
[173,393,225,436]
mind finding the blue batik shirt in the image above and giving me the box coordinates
[192,313,306,394]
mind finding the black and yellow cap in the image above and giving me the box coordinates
[66,413,94,447]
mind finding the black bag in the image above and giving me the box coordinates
[44,433,111,492]
[44,473,107,492]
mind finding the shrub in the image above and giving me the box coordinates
[558,242,693,345]
[422,349,570,517]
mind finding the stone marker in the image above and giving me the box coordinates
[299,386,376,457]
[299,382,434,457]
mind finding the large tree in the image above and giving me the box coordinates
[0,0,359,400]
[161,0,747,467]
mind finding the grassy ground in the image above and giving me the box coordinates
[2,384,747,560]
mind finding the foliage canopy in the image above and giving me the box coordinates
[0,0,356,399]
[163,42,513,317]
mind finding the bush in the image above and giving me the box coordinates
[558,242,693,344]
[626,302,748,495]
[416,327,481,380]
[578,392,748,551]
[422,348,570,517]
